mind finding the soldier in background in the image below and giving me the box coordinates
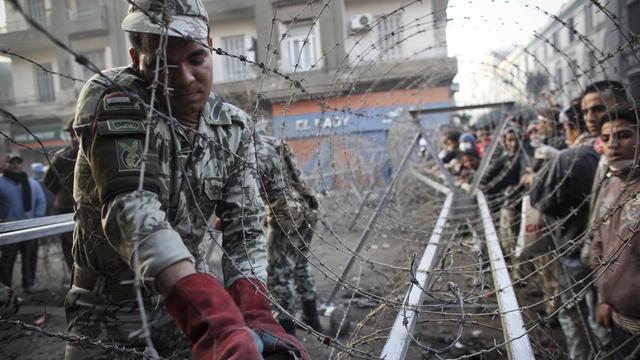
[44,118,78,271]
[65,1,309,359]
[254,129,323,335]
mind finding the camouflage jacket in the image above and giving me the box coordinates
[73,66,267,293]
[254,135,318,230]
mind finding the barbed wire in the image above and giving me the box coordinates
[1,0,639,359]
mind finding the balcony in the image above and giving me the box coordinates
[0,9,51,49]
[67,5,109,39]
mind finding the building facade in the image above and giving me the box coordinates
[0,0,129,166]
[209,0,457,187]
[494,0,640,105]
[1,0,457,186]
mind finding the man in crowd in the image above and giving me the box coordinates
[44,118,78,271]
[439,129,462,165]
[0,154,46,292]
[579,80,630,350]
[254,130,323,335]
[591,107,640,359]
[482,126,530,257]
[65,1,309,359]
[535,107,567,150]
[530,95,600,359]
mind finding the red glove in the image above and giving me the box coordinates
[227,278,311,360]
[166,273,262,360]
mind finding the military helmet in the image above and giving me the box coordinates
[121,0,209,39]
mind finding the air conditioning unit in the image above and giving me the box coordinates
[350,14,373,31]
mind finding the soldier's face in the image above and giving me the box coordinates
[132,34,213,124]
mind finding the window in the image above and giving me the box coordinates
[584,6,593,31]
[222,35,247,81]
[555,64,563,90]
[567,17,575,43]
[27,0,46,26]
[377,13,403,62]
[36,63,55,102]
[282,23,317,72]
[81,50,105,80]
[588,52,596,78]
[76,0,99,17]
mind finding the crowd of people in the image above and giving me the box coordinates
[0,119,78,294]
[432,80,638,359]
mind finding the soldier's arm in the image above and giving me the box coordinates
[217,118,268,287]
[77,88,193,292]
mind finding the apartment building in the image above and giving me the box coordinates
[1,0,457,186]
[493,0,640,105]
[0,0,129,165]
[210,0,457,186]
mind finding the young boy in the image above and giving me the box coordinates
[591,107,640,358]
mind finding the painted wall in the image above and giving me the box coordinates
[272,87,452,188]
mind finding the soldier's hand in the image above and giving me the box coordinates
[227,278,311,360]
[0,283,20,319]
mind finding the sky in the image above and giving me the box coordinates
[447,0,568,103]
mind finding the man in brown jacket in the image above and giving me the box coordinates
[591,107,640,359]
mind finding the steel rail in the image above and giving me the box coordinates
[476,191,535,360]
[322,132,421,315]
[379,192,454,360]
[408,166,451,195]
[0,214,74,246]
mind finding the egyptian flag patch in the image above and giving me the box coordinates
[103,92,140,111]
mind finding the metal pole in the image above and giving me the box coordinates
[347,180,379,231]
[409,166,450,195]
[379,192,453,360]
[408,102,516,116]
[476,191,535,360]
[323,132,420,314]
[0,220,75,246]
[0,213,73,233]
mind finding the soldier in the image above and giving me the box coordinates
[65,1,309,359]
[254,131,323,335]
[44,117,78,271]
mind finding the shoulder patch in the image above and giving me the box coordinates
[106,119,145,133]
[115,139,143,172]
[103,92,140,111]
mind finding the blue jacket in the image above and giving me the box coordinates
[0,175,46,222]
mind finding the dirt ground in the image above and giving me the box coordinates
[0,192,567,359]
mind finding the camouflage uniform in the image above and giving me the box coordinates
[254,135,319,321]
[65,66,267,359]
